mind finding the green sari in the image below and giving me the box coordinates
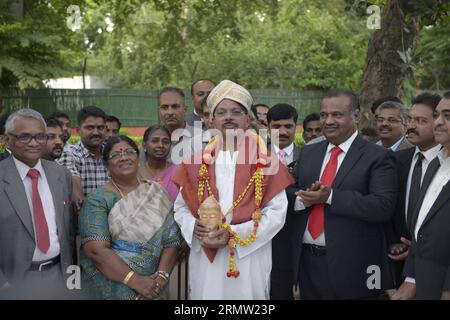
[79,181,183,300]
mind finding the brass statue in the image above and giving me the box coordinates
[198,195,224,231]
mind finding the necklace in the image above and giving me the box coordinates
[197,132,267,278]
[111,178,140,197]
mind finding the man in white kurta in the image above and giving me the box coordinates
[174,150,288,299]
[172,80,292,299]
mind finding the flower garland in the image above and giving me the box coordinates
[197,132,267,278]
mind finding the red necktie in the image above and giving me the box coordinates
[27,169,50,253]
[279,149,287,166]
[307,146,343,239]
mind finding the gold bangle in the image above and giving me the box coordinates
[156,270,169,282]
[156,273,169,283]
[123,270,135,285]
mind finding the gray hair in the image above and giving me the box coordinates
[378,101,409,124]
[4,108,47,134]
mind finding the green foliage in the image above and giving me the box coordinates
[86,0,370,90]
[0,0,85,95]
[294,131,305,147]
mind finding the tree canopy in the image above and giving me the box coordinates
[1,0,449,105]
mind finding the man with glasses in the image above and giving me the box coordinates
[173,80,293,299]
[0,109,74,298]
[375,101,412,151]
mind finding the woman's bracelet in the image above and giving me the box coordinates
[156,270,169,282]
[123,270,135,285]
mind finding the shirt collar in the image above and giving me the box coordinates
[78,141,103,158]
[438,147,450,165]
[326,130,358,154]
[390,136,405,151]
[376,136,405,151]
[414,144,442,163]
[12,156,44,181]
[274,142,294,156]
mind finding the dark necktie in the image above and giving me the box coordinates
[27,169,50,253]
[407,153,424,229]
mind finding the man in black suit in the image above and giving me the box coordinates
[386,92,442,289]
[393,92,450,300]
[268,103,301,299]
[0,112,11,161]
[289,89,397,299]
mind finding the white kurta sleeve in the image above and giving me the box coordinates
[173,189,202,253]
[232,190,287,259]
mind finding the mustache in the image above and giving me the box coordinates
[435,126,448,132]
[89,135,102,139]
[406,129,419,136]
[279,135,290,139]
[223,121,237,126]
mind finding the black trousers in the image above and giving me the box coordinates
[298,245,379,300]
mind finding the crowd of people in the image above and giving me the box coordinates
[0,78,450,300]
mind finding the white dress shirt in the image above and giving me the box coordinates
[404,145,441,220]
[13,157,60,261]
[295,130,358,246]
[273,143,295,165]
[405,147,450,284]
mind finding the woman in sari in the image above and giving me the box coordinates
[79,135,183,300]
[138,125,179,202]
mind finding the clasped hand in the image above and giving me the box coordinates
[194,220,229,249]
[296,181,331,207]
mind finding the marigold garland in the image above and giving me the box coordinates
[197,132,267,278]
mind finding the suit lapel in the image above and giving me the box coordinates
[410,157,441,232]
[293,146,301,163]
[398,148,415,228]
[333,135,364,188]
[42,161,65,239]
[311,142,329,182]
[420,180,450,230]
[2,157,35,238]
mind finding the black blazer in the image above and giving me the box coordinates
[270,145,301,299]
[403,157,450,299]
[288,135,397,299]
[385,147,415,245]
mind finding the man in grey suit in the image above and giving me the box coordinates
[0,109,74,299]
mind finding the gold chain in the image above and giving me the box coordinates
[111,178,141,197]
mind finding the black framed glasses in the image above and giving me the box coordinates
[8,133,48,144]
[108,149,137,160]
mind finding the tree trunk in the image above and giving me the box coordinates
[358,0,419,129]
[81,57,87,89]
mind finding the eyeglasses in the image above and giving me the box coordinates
[375,117,403,124]
[8,133,48,144]
[215,109,246,118]
[108,149,137,160]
